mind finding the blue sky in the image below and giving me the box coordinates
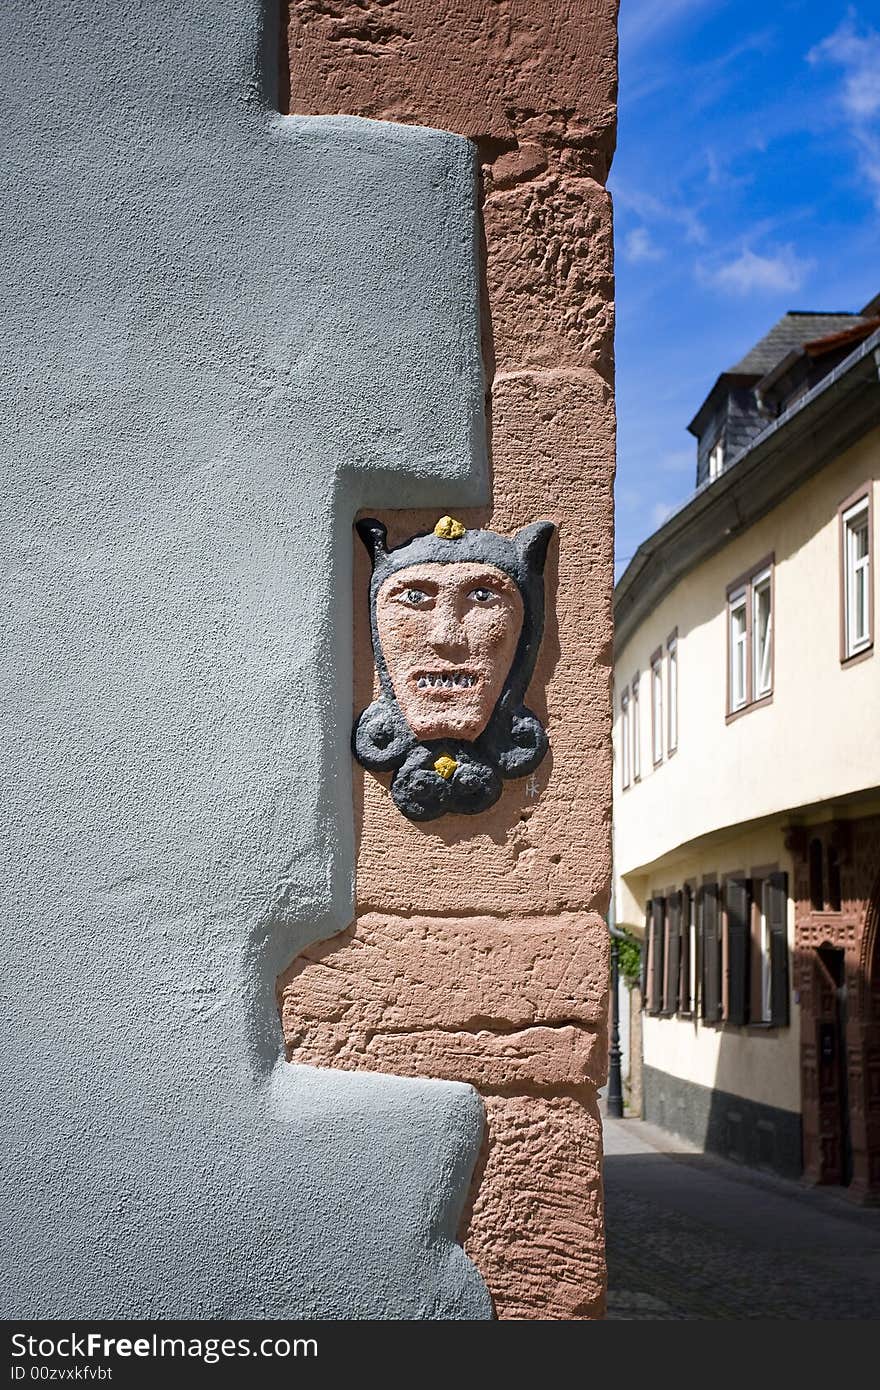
[612,0,880,577]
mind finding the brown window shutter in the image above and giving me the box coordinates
[701,884,721,1023]
[768,871,790,1026]
[648,897,666,1014]
[679,886,692,1012]
[640,900,651,1005]
[665,890,682,1013]
[725,877,751,1026]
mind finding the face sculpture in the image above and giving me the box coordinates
[353,516,554,821]
[375,562,524,743]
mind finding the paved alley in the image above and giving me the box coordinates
[603,1113,880,1320]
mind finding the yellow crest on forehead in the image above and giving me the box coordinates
[433,515,466,540]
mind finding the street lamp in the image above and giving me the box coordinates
[606,923,626,1119]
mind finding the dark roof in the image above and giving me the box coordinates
[614,325,880,654]
[755,317,880,400]
[803,317,880,357]
[727,311,869,375]
[687,308,876,436]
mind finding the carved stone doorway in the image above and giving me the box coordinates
[794,814,880,1201]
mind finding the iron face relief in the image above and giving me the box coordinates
[353,516,554,821]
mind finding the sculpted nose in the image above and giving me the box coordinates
[428,602,467,657]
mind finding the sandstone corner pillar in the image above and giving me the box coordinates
[280,1,618,1319]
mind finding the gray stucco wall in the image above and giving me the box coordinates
[1,0,493,1317]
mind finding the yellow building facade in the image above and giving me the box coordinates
[614,309,880,1192]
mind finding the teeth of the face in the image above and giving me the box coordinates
[417,673,477,689]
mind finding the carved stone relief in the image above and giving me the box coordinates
[353,515,554,820]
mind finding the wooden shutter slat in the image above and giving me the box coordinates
[648,897,666,1014]
[679,887,691,1013]
[726,877,750,1026]
[768,871,790,1026]
[665,891,682,1014]
[701,884,721,1023]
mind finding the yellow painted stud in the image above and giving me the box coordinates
[433,515,466,540]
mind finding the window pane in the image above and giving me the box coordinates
[632,678,641,779]
[753,578,772,697]
[853,520,869,646]
[668,642,678,751]
[730,598,747,708]
[621,697,630,787]
[709,441,724,479]
[844,505,870,657]
[689,889,697,1012]
[652,661,663,763]
[760,881,772,1022]
[855,562,868,642]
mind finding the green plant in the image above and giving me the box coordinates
[616,934,642,991]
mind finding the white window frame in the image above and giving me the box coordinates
[667,631,678,754]
[842,496,871,659]
[729,588,748,712]
[752,568,772,699]
[708,440,724,480]
[651,651,664,766]
[727,557,774,717]
[620,689,631,790]
[631,672,641,781]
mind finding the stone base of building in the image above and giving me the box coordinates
[643,1065,803,1180]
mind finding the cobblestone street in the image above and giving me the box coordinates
[603,1112,880,1319]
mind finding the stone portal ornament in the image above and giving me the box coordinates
[353,515,555,820]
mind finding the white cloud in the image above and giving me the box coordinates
[651,501,678,528]
[624,227,665,263]
[699,245,815,296]
[613,182,708,246]
[619,0,719,53]
[808,14,880,209]
[808,16,880,119]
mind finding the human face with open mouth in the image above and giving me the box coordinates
[375,561,524,743]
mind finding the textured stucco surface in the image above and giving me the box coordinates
[282,1,617,1319]
[1,0,495,1318]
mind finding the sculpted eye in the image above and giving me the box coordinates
[468,587,496,604]
[398,588,432,607]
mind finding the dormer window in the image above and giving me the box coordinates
[708,440,725,480]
